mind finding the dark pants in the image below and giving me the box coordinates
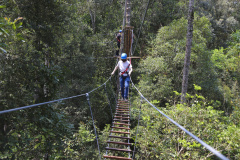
[117,42,120,49]
[116,50,119,56]
[120,76,130,99]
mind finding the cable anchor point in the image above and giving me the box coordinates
[86,93,90,101]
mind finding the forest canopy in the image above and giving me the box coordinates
[0,0,239,159]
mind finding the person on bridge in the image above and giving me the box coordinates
[111,53,132,101]
[116,30,122,56]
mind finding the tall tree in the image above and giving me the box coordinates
[181,0,194,103]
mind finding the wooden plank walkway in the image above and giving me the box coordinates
[104,97,132,160]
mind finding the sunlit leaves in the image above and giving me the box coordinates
[131,92,239,159]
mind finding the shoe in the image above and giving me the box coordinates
[124,99,128,102]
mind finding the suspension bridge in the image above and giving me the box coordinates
[0,0,231,159]
[0,75,229,160]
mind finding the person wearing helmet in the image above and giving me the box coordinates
[116,30,122,56]
[111,53,132,101]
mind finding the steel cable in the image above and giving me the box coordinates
[0,94,85,115]
[88,77,111,94]
[0,76,112,115]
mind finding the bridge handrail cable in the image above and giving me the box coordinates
[0,77,112,115]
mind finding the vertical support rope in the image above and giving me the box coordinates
[104,84,113,120]
[110,78,118,107]
[128,81,131,159]
[129,81,132,119]
[86,93,101,160]
[132,96,143,159]
[130,28,134,56]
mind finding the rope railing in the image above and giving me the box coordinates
[88,77,111,94]
[0,76,112,115]
[110,78,118,107]
[130,78,229,160]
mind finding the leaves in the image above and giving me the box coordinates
[0,0,239,159]
[131,92,240,159]
[0,5,6,9]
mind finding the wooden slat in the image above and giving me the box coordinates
[114,116,130,118]
[115,112,129,114]
[107,141,131,146]
[113,123,130,126]
[116,109,130,111]
[117,103,129,105]
[115,113,130,116]
[113,119,130,122]
[115,112,129,115]
[117,107,129,109]
[114,116,130,119]
[110,131,130,134]
[111,126,130,130]
[105,147,132,152]
[116,111,129,113]
[117,108,129,110]
[109,135,131,139]
[117,100,129,102]
[103,155,132,160]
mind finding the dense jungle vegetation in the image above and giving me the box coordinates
[0,0,240,159]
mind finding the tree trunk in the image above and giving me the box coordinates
[126,0,131,26]
[87,0,95,33]
[120,0,127,54]
[181,0,194,103]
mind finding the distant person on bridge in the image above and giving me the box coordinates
[116,30,122,56]
[111,53,132,101]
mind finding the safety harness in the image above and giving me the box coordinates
[121,63,130,76]
[117,34,121,43]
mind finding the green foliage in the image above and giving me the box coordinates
[0,13,23,53]
[193,84,202,91]
[195,0,240,48]
[0,0,239,159]
[137,16,218,104]
[210,30,240,110]
[131,92,240,159]
[211,48,228,70]
[59,123,98,159]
